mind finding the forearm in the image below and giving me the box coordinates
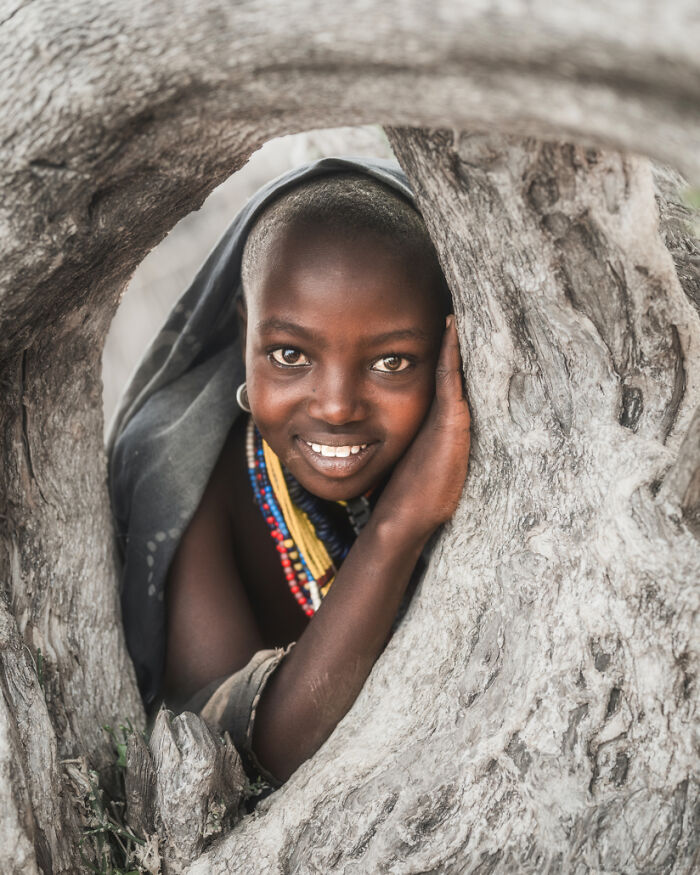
[251,514,429,782]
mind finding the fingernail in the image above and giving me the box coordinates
[446,315,454,328]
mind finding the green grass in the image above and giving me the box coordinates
[68,722,151,875]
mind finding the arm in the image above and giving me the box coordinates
[252,316,471,781]
[164,317,470,782]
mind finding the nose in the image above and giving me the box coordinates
[306,365,367,425]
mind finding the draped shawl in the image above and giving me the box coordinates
[107,156,417,706]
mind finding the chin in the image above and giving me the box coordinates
[293,471,372,503]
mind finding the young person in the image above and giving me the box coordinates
[108,157,470,788]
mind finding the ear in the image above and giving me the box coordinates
[236,293,248,361]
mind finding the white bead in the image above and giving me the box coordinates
[308,581,321,610]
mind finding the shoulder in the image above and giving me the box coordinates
[205,416,248,517]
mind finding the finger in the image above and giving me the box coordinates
[435,316,466,405]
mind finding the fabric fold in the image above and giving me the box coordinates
[108,156,415,705]
[182,644,295,788]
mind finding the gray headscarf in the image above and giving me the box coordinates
[108,156,416,705]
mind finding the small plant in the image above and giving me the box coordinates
[245,774,270,798]
[102,721,134,769]
[241,773,275,815]
[65,722,157,875]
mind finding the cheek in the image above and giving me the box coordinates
[378,380,434,448]
[247,372,297,425]
[246,359,435,453]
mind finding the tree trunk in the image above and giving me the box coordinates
[186,133,699,874]
[0,2,698,872]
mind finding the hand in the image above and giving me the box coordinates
[375,316,471,541]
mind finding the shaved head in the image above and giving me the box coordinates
[240,172,451,314]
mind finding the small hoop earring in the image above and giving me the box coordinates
[236,381,251,413]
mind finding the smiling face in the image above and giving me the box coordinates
[241,221,446,501]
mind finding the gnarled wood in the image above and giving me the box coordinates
[0,1,698,871]
[124,709,246,874]
[659,406,700,536]
[188,134,700,873]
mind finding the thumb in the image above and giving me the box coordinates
[435,316,465,405]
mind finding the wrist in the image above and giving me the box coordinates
[366,504,435,556]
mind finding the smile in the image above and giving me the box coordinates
[304,440,368,458]
[294,436,377,478]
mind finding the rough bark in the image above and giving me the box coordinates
[124,709,246,874]
[187,133,700,874]
[0,1,698,872]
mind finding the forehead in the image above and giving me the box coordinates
[246,223,440,327]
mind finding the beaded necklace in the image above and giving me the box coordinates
[246,418,368,616]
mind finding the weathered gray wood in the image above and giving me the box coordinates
[3,1,700,358]
[654,165,700,317]
[0,601,81,874]
[125,730,157,842]
[124,708,246,874]
[659,406,700,536]
[0,1,698,871]
[187,135,700,872]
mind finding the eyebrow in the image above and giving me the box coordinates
[369,327,432,344]
[256,318,318,341]
[256,317,431,345]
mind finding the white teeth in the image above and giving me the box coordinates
[305,441,368,458]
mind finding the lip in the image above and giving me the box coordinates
[294,435,378,479]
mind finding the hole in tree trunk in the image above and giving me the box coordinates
[102,126,395,433]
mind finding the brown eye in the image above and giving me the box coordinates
[372,354,410,373]
[270,348,310,367]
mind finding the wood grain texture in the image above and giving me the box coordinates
[124,708,246,874]
[190,135,700,873]
[0,1,698,870]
